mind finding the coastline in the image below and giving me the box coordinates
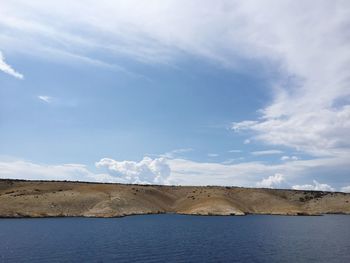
[1,179,349,218]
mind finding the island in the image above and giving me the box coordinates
[1,179,349,217]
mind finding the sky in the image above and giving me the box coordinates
[1,0,350,192]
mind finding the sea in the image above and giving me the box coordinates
[0,214,349,262]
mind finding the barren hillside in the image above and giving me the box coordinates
[0,179,349,217]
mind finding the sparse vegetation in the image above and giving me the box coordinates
[0,179,349,217]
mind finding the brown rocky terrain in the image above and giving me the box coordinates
[1,179,349,217]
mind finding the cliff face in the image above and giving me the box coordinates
[1,179,350,217]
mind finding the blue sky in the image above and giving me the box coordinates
[1,1,350,192]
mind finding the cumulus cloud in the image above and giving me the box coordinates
[292,180,335,192]
[0,51,23,79]
[0,156,349,192]
[251,150,283,156]
[256,173,285,188]
[95,157,171,184]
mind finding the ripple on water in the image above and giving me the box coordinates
[0,215,350,262]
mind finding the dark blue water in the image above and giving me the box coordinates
[0,215,349,262]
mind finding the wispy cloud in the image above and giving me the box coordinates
[221,157,244,165]
[251,150,283,156]
[38,95,53,103]
[1,3,349,155]
[228,150,242,153]
[229,1,350,161]
[281,156,299,161]
[0,51,23,79]
[148,148,193,159]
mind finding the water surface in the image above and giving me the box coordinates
[1,215,349,262]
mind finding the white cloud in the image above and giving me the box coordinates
[256,173,285,188]
[0,160,109,182]
[341,186,350,193]
[221,158,244,165]
[0,51,23,79]
[159,148,193,159]
[233,107,350,157]
[0,1,349,188]
[38,95,53,103]
[0,156,349,192]
[0,1,348,157]
[228,150,242,153]
[93,152,349,187]
[228,1,350,160]
[166,154,349,188]
[281,155,299,161]
[292,180,335,192]
[208,153,219,157]
[251,150,283,156]
[244,139,251,144]
[95,157,171,185]
[232,121,259,132]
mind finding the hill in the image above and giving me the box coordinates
[1,179,349,217]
